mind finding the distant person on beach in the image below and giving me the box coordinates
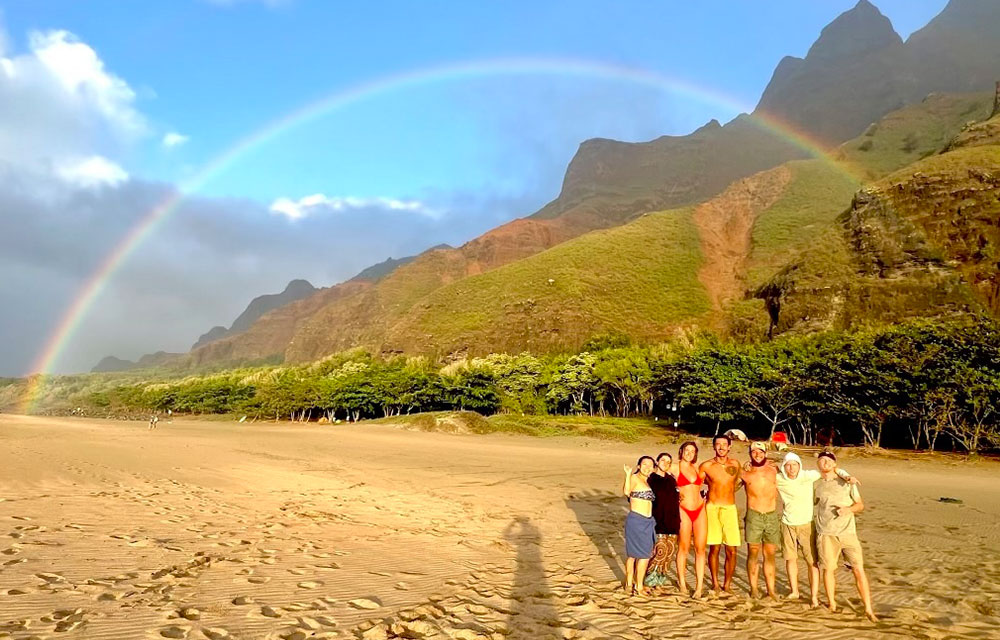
[742,441,780,600]
[700,434,742,594]
[148,414,158,430]
[621,456,657,596]
[644,452,679,588]
[675,441,707,597]
[776,451,856,607]
[814,451,878,621]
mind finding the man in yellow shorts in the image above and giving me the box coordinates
[700,434,742,594]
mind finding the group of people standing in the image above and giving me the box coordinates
[620,434,878,622]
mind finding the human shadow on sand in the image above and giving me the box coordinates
[564,489,628,582]
[502,516,559,639]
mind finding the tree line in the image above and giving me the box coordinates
[83,318,1000,453]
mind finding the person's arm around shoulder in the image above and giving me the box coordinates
[837,467,860,485]
[802,469,822,482]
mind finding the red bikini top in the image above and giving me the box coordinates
[676,469,703,487]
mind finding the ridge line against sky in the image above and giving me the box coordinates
[0,0,951,376]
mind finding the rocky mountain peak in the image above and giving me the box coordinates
[805,0,901,63]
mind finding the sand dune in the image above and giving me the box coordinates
[0,414,997,639]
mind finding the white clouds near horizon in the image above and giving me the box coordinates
[55,155,129,188]
[269,194,436,220]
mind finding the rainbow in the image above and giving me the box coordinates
[16,56,860,413]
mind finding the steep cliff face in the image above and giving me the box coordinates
[756,1,909,146]
[537,116,805,221]
[754,123,1000,337]
[756,0,1000,146]
[905,0,1000,96]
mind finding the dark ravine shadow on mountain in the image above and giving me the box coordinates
[564,489,627,582]
[502,516,559,640]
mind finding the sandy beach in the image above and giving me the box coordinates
[0,414,998,640]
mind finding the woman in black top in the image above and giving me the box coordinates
[644,452,680,588]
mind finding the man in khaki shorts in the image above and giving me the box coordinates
[776,452,856,606]
[814,451,877,621]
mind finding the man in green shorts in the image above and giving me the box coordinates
[742,441,780,599]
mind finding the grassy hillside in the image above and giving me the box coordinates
[835,92,993,179]
[384,207,709,355]
[745,159,861,286]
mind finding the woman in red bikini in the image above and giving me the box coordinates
[675,441,707,597]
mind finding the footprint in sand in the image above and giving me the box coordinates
[348,598,381,610]
[201,628,230,639]
[248,576,270,584]
[159,625,190,639]
[297,581,322,589]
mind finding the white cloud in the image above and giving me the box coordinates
[269,194,436,220]
[29,30,145,137]
[162,132,189,148]
[55,155,129,188]
[0,27,147,178]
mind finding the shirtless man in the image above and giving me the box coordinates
[742,441,780,599]
[700,434,742,594]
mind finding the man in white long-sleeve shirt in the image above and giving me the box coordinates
[776,451,855,607]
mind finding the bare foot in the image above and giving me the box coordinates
[750,586,761,599]
[828,604,838,614]
[785,591,800,600]
[692,588,704,599]
[768,593,779,603]
[634,587,649,597]
[866,610,879,622]
[623,581,633,594]
[810,599,819,608]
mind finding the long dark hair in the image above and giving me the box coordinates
[679,441,699,465]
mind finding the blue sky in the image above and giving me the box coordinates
[1,0,948,208]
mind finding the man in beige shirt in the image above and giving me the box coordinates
[814,451,877,621]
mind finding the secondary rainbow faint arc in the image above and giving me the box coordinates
[18,56,858,413]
